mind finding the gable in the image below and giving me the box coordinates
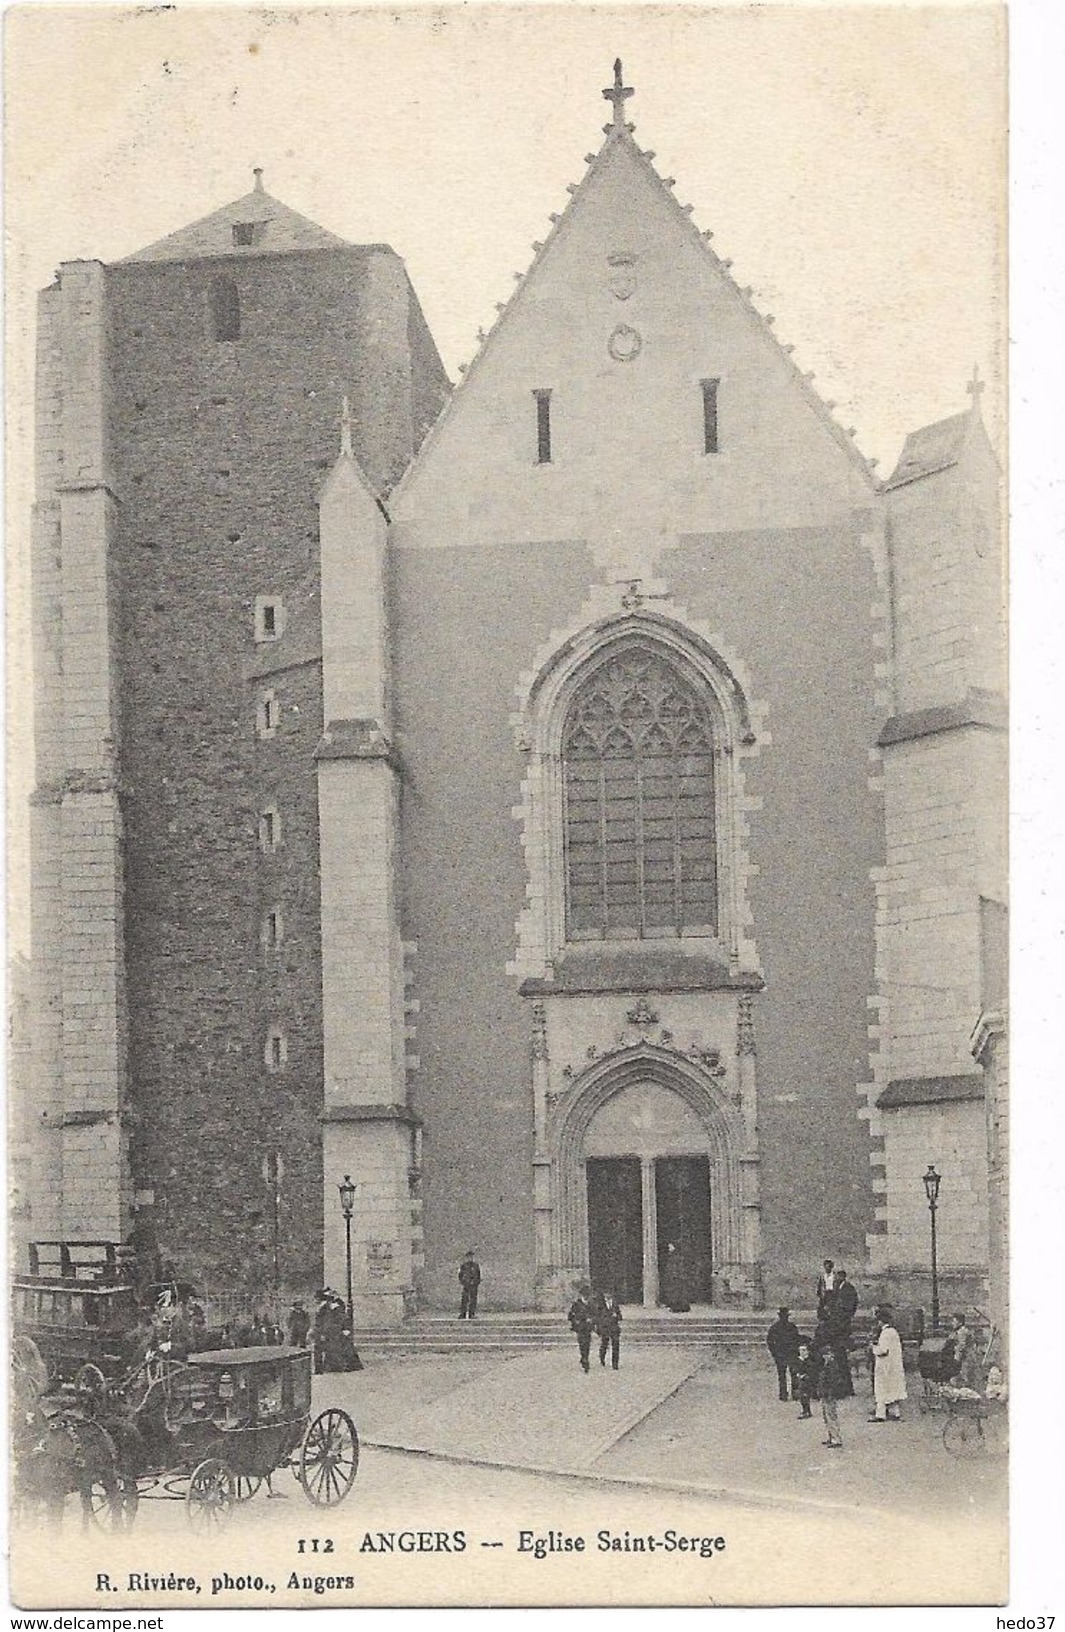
[393,131,874,544]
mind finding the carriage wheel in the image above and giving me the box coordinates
[12,1337,48,1408]
[943,1412,986,1458]
[75,1364,108,1404]
[980,1411,1008,1458]
[186,1458,236,1532]
[86,1474,128,1532]
[234,1474,263,1502]
[298,1409,359,1506]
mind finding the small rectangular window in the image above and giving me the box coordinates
[232,222,256,247]
[701,378,720,454]
[259,807,280,852]
[255,595,284,643]
[265,1028,287,1071]
[534,389,552,465]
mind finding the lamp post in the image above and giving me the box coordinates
[922,1164,941,1334]
[338,1175,356,1322]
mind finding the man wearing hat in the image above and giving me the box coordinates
[567,1284,596,1372]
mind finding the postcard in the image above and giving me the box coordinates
[6,2,1012,1613]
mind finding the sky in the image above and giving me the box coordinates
[4,3,1005,952]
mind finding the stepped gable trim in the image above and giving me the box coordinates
[392,115,877,506]
[320,1103,421,1127]
[877,1074,985,1109]
[314,718,400,769]
[520,949,764,997]
[877,689,1006,748]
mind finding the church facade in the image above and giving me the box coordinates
[26,69,1004,1320]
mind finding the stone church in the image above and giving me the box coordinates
[25,67,1005,1321]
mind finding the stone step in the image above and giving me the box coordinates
[357,1314,789,1351]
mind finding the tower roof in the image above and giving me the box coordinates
[118,170,351,265]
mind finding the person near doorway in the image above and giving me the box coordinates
[661,1242,691,1312]
[458,1250,481,1319]
[596,1291,623,1370]
[870,1306,907,1422]
[766,1307,801,1401]
[568,1284,595,1372]
[287,1299,311,1348]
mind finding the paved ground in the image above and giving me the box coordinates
[8,1347,1008,1609]
[342,1345,1007,1521]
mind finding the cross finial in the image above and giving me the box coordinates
[602,58,634,128]
[340,396,353,457]
[966,361,985,410]
[252,167,264,193]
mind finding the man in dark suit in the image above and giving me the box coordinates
[824,1269,858,1397]
[766,1307,802,1401]
[568,1284,595,1372]
[459,1251,482,1319]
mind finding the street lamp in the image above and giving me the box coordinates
[922,1164,941,1334]
[337,1175,356,1322]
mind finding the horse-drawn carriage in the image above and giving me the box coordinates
[12,1242,360,1530]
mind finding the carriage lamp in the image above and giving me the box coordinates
[922,1164,942,1334]
[337,1176,356,1321]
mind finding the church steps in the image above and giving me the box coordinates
[357,1309,814,1353]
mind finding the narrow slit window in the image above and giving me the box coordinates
[209,278,241,342]
[701,378,720,454]
[257,689,279,739]
[262,908,283,951]
[259,806,280,853]
[534,389,552,464]
[265,1028,287,1071]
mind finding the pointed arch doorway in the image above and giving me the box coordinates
[554,1048,744,1308]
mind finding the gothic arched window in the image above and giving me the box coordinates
[562,647,718,940]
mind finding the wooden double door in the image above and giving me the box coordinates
[586,1153,713,1306]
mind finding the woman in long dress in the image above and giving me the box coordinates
[870,1306,907,1422]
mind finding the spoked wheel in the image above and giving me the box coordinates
[233,1474,263,1503]
[74,1363,108,1405]
[980,1411,1008,1457]
[298,1409,359,1507]
[186,1458,236,1532]
[943,1412,987,1458]
[86,1473,131,1533]
[12,1337,48,1410]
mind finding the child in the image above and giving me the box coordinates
[795,1339,817,1419]
[819,1347,845,1448]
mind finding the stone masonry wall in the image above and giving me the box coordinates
[100,245,441,1289]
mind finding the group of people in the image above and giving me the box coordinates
[310,1289,363,1373]
[567,1285,624,1372]
[765,1260,908,1449]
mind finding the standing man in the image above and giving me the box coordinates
[596,1291,623,1371]
[568,1284,596,1373]
[824,1269,858,1398]
[766,1307,802,1401]
[819,1346,846,1449]
[870,1306,907,1422]
[816,1259,837,1316]
[287,1299,311,1348]
[458,1251,482,1320]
